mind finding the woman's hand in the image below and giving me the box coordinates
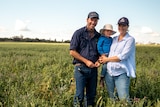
[99,55,108,64]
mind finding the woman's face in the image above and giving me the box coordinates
[118,24,128,34]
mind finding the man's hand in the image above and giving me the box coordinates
[95,61,101,67]
[85,60,96,68]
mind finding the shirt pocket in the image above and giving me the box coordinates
[80,36,88,49]
[114,41,126,53]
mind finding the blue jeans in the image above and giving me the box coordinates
[73,64,98,107]
[104,72,130,101]
[100,63,107,77]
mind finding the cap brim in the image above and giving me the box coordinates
[89,16,99,19]
[100,29,116,35]
[118,23,128,26]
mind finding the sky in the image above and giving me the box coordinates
[0,0,160,43]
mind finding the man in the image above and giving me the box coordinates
[70,11,101,107]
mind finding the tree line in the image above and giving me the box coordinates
[0,36,71,43]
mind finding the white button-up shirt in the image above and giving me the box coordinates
[107,33,136,78]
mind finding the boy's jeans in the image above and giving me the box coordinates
[100,63,107,77]
[73,64,97,106]
[104,71,130,101]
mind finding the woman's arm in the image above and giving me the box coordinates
[99,55,120,64]
[99,36,135,64]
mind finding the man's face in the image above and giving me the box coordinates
[86,18,98,31]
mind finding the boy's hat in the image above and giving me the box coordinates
[100,24,116,35]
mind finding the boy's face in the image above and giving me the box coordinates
[103,30,113,37]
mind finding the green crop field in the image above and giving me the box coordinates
[0,42,160,107]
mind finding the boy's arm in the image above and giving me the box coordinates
[97,37,104,55]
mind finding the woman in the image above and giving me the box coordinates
[99,17,136,102]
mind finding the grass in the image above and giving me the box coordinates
[0,42,160,107]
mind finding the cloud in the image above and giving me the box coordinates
[15,19,31,31]
[0,26,6,32]
[141,26,153,34]
[130,26,160,44]
[151,32,159,37]
[140,26,160,37]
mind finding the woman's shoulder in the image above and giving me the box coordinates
[112,35,119,39]
[126,33,135,41]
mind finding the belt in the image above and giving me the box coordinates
[75,63,86,75]
[74,63,85,66]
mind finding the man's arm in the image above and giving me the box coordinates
[70,50,97,68]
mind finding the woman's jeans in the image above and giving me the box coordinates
[73,64,98,106]
[104,71,130,101]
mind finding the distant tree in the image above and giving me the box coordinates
[0,36,72,43]
[12,36,21,41]
[53,39,57,42]
[64,40,70,43]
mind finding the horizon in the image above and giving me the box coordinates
[0,0,160,43]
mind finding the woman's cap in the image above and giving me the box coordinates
[118,17,129,26]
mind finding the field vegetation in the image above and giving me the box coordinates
[0,42,160,107]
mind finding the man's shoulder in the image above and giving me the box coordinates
[95,31,101,38]
[72,27,86,38]
[75,26,86,33]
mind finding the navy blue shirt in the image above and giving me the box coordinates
[70,26,100,64]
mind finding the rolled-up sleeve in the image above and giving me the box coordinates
[70,31,80,50]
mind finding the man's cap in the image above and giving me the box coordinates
[88,11,99,19]
[118,17,129,26]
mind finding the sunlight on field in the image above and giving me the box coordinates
[136,44,160,47]
[0,42,160,107]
